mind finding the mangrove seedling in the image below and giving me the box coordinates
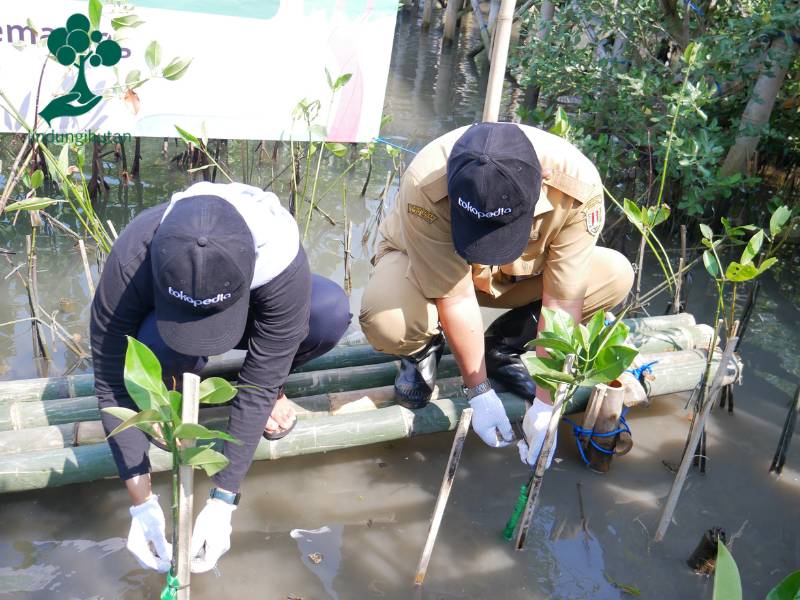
[524,307,639,401]
[102,336,241,596]
[712,539,800,600]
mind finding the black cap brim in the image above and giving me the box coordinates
[154,286,250,357]
[451,203,533,265]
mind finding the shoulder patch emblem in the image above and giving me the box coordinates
[584,196,604,235]
[408,203,438,224]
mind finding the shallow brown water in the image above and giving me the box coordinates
[1,5,799,599]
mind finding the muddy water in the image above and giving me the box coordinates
[1,6,799,599]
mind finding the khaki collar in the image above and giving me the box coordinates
[534,185,554,217]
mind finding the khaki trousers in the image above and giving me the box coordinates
[359,247,634,356]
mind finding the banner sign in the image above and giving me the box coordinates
[0,1,398,142]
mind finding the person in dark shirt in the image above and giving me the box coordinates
[91,182,351,573]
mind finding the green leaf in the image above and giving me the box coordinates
[584,345,638,385]
[145,40,161,70]
[101,406,137,424]
[167,389,182,424]
[740,229,763,265]
[703,250,720,278]
[174,423,241,445]
[713,541,742,600]
[333,73,352,91]
[586,310,606,344]
[769,205,791,238]
[622,198,644,231]
[324,67,333,90]
[125,69,142,89]
[123,336,169,411]
[111,14,145,30]
[3,197,61,212]
[30,169,44,190]
[163,57,192,81]
[644,204,670,227]
[198,377,237,405]
[699,223,713,240]
[57,144,70,175]
[88,0,103,30]
[527,337,575,355]
[175,125,200,146]
[105,408,164,438]
[725,261,758,282]
[765,570,800,600]
[324,142,348,158]
[181,446,229,476]
[523,356,575,384]
[541,307,575,342]
[577,324,591,351]
[756,257,778,276]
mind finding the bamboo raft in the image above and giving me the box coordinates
[0,314,742,493]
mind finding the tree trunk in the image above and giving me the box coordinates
[720,34,797,177]
[522,1,556,115]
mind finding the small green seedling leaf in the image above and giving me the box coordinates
[105,408,164,438]
[30,169,44,190]
[324,142,348,158]
[713,540,742,600]
[3,197,61,212]
[163,57,192,81]
[145,40,161,70]
[175,125,200,146]
[123,336,169,411]
[181,446,229,477]
[740,229,763,265]
[527,337,574,355]
[333,73,352,91]
[769,205,791,238]
[622,198,644,231]
[703,250,720,278]
[174,422,241,445]
[198,377,237,405]
[765,569,800,600]
[523,356,575,384]
[699,223,713,240]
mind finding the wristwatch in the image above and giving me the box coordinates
[462,379,492,400]
[209,487,241,506]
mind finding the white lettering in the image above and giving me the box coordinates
[457,197,511,219]
[168,286,232,307]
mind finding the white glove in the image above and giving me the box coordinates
[469,389,514,448]
[517,398,557,469]
[127,494,173,572]
[190,498,236,573]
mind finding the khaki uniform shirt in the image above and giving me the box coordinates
[376,125,605,302]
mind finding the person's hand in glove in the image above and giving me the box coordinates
[190,498,236,573]
[127,494,172,572]
[469,388,514,447]
[517,398,557,469]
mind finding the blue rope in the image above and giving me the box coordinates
[373,136,418,155]
[686,0,705,16]
[626,360,658,382]
[563,408,632,467]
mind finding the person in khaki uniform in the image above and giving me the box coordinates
[359,123,633,465]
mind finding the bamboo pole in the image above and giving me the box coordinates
[442,0,461,42]
[469,0,492,55]
[653,334,739,542]
[175,373,199,600]
[481,0,515,122]
[0,314,702,404]
[515,355,576,550]
[413,407,472,586]
[421,0,434,28]
[586,382,626,473]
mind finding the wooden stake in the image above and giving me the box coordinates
[769,385,800,475]
[77,239,95,298]
[414,407,472,586]
[469,0,492,57]
[481,0,515,122]
[653,334,739,541]
[421,0,434,28]
[515,354,576,550]
[176,372,199,600]
[672,225,687,314]
[586,382,626,473]
[442,0,461,42]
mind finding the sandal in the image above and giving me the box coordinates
[262,416,297,441]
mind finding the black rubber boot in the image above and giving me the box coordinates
[394,333,445,409]
[484,301,542,399]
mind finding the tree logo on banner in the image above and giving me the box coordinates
[38,13,122,125]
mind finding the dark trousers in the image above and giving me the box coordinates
[136,274,352,385]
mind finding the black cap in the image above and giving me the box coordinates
[151,195,255,356]
[447,123,541,265]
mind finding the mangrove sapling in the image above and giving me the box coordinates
[102,337,241,596]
